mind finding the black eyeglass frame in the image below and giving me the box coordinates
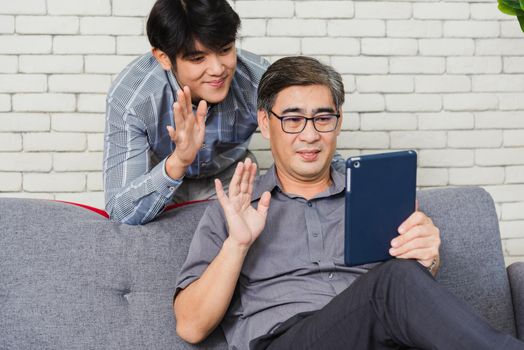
[269,110,341,134]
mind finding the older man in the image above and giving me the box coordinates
[173,56,524,350]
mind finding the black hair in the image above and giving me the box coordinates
[146,0,240,62]
[257,56,345,112]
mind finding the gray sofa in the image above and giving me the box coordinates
[0,187,523,349]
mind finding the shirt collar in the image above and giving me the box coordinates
[251,164,346,202]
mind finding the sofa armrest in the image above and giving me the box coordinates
[508,262,524,340]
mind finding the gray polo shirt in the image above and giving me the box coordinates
[175,165,376,350]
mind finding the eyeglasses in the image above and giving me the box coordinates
[269,110,340,134]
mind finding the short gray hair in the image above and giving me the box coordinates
[257,56,345,112]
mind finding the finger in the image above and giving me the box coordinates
[392,223,437,248]
[166,125,176,141]
[240,158,252,194]
[415,199,419,212]
[390,235,436,257]
[215,178,230,209]
[398,211,430,234]
[228,162,243,197]
[257,191,271,218]
[177,90,188,118]
[173,102,185,128]
[183,86,193,115]
[247,161,257,196]
[395,247,438,262]
[196,99,207,129]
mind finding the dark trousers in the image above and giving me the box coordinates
[251,259,524,350]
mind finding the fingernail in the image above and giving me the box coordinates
[398,226,405,234]
[389,248,395,255]
[391,240,398,248]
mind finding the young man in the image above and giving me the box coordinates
[103,0,269,225]
[173,57,524,349]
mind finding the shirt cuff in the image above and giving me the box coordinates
[149,158,183,199]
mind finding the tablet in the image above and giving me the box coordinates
[344,150,417,267]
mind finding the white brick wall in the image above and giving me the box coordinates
[1,0,524,264]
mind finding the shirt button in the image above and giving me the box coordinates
[169,186,175,191]
[307,201,312,207]
[201,161,207,167]
[201,142,207,149]
[312,232,318,238]
[328,272,334,279]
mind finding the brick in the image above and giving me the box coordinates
[268,19,326,37]
[0,192,53,200]
[386,94,441,112]
[78,94,106,113]
[19,55,84,73]
[0,94,10,111]
[52,113,105,132]
[24,133,87,151]
[249,132,269,150]
[443,93,498,111]
[418,112,474,130]
[0,35,51,54]
[54,191,105,208]
[54,152,103,171]
[88,133,104,151]
[448,130,502,148]
[504,57,524,73]
[337,131,389,149]
[87,172,103,191]
[443,21,499,38]
[484,185,524,203]
[239,19,266,37]
[0,113,50,132]
[499,93,524,110]
[0,0,46,14]
[418,149,474,167]
[357,76,413,93]
[504,130,524,147]
[391,131,446,149]
[476,112,524,129]
[80,17,143,35]
[344,94,385,112]
[342,75,356,93]
[415,75,470,93]
[502,202,524,221]
[0,16,14,33]
[500,221,524,239]
[112,0,155,16]
[0,153,52,171]
[360,113,417,131]
[331,57,388,74]
[355,2,411,19]
[47,0,110,15]
[477,39,524,56]
[472,75,524,92]
[447,57,502,74]
[0,133,22,151]
[471,3,515,20]
[419,39,474,56]
[49,74,111,93]
[0,74,47,93]
[116,36,151,55]
[85,55,137,74]
[302,38,359,55]
[476,148,524,166]
[501,21,524,38]
[413,3,469,19]
[417,168,448,187]
[16,16,79,34]
[0,173,21,191]
[251,150,273,170]
[0,56,17,73]
[236,1,294,18]
[449,167,505,186]
[296,1,354,18]
[24,173,86,192]
[328,20,385,37]
[242,38,300,55]
[390,57,445,74]
[54,36,115,54]
[338,113,359,131]
[504,254,524,265]
[362,38,417,56]
[506,166,524,184]
[12,93,76,112]
[387,20,442,38]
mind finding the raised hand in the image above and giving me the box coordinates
[165,86,207,178]
[215,158,271,250]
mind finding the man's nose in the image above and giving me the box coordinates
[299,119,320,142]
[207,54,226,76]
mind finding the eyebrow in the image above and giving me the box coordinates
[280,107,336,115]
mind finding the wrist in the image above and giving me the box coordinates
[223,237,251,259]
[166,152,190,180]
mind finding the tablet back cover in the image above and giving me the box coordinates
[344,150,417,267]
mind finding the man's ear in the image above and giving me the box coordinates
[152,48,173,71]
[257,109,270,140]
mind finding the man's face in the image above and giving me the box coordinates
[174,40,237,104]
[258,84,342,183]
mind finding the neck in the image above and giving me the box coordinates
[275,167,332,200]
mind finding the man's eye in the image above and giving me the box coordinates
[188,56,204,62]
[316,115,335,123]
[283,116,304,123]
[220,46,232,54]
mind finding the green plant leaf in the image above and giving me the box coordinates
[501,0,521,9]
[499,2,518,15]
[520,0,524,10]
[518,15,524,32]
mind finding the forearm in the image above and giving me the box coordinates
[174,238,248,344]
